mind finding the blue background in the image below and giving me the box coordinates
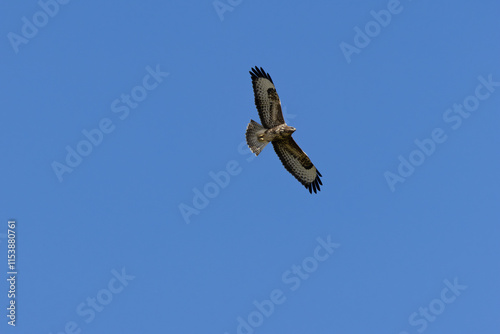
[1,1,499,333]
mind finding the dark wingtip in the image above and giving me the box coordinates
[307,171,322,194]
[250,66,273,83]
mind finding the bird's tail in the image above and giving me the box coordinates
[246,120,269,156]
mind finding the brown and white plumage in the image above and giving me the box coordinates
[245,66,323,194]
[249,66,285,128]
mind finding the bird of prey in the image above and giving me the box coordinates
[245,66,322,194]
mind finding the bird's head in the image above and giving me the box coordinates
[284,126,296,135]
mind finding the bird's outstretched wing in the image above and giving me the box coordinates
[272,138,322,194]
[249,66,285,129]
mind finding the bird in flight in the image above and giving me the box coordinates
[245,66,322,194]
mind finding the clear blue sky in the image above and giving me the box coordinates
[1,1,499,333]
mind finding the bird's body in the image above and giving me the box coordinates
[258,123,295,142]
[245,66,323,194]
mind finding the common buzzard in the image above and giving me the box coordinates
[245,66,323,194]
